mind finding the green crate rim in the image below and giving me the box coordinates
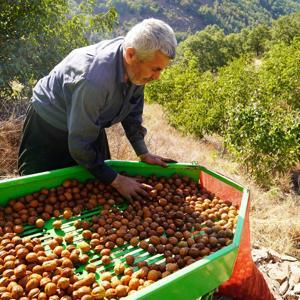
[0,160,249,300]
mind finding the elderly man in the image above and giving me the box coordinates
[18,18,177,200]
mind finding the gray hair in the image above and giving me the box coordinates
[124,18,177,60]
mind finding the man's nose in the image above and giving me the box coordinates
[152,71,161,80]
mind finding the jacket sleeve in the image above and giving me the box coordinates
[121,92,149,156]
[67,80,117,183]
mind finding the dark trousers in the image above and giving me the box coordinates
[18,103,110,176]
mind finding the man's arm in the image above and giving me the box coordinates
[68,81,151,200]
[122,93,177,167]
[68,80,118,183]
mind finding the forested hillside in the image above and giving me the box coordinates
[95,0,300,39]
[146,12,300,188]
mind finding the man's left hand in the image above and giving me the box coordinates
[139,153,177,167]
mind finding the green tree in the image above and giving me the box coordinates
[178,25,230,72]
[0,0,117,97]
[245,24,271,56]
[259,38,300,110]
[225,32,244,58]
[225,103,300,186]
[271,12,300,44]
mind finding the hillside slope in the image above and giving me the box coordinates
[1,102,298,259]
[106,103,300,260]
[95,0,300,38]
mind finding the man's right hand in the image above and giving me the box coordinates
[111,174,151,201]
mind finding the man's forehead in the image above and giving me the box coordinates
[146,50,170,67]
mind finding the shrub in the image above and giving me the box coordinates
[225,103,300,186]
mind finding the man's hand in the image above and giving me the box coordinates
[139,152,177,167]
[111,174,152,201]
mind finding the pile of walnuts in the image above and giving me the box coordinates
[0,173,238,299]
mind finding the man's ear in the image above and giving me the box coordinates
[124,47,137,65]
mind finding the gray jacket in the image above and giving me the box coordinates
[32,37,148,182]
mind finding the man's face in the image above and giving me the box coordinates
[124,48,170,85]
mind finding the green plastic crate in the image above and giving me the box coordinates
[0,161,249,300]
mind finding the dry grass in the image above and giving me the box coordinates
[109,104,241,176]
[1,103,299,258]
[250,187,300,257]
[0,117,23,179]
